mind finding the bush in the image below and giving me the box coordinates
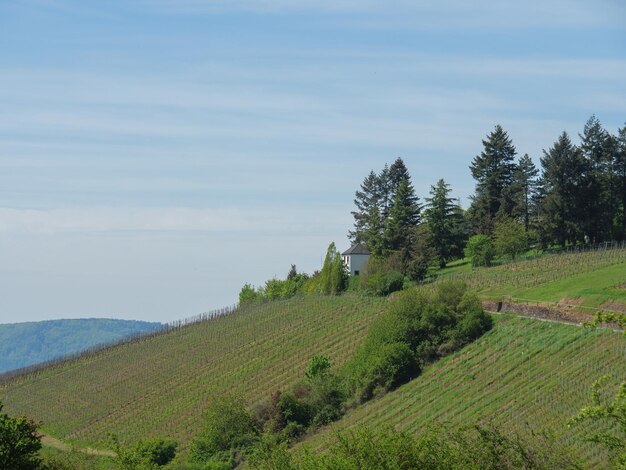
[494,218,529,260]
[359,342,419,400]
[238,283,260,304]
[361,271,404,296]
[189,395,259,466]
[345,282,492,403]
[465,234,495,267]
[0,401,42,470]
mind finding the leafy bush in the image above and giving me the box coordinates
[109,435,177,469]
[494,217,529,260]
[0,401,42,470]
[465,234,495,267]
[189,395,259,467]
[250,424,581,469]
[345,282,492,402]
[361,271,404,296]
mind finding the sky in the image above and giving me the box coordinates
[0,0,625,324]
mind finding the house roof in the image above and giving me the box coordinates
[342,243,371,256]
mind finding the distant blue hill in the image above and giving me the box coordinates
[0,318,164,373]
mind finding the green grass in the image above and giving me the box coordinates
[303,314,626,468]
[512,262,626,308]
[428,245,626,309]
[0,296,386,451]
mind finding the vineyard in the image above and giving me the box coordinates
[0,246,624,465]
[431,243,626,309]
[303,314,626,468]
[0,296,386,450]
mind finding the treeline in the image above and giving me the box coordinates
[349,115,626,272]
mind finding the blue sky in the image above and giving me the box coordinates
[1,0,625,323]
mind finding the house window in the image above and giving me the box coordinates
[354,270,360,276]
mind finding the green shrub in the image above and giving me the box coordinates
[0,401,42,470]
[361,271,404,296]
[465,234,495,267]
[189,395,259,467]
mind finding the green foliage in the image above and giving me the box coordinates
[425,178,467,268]
[319,242,347,295]
[109,435,177,469]
[256,356,345,440]
[469,125,518,233]
[465,234,495,267]
[493,217,528,259]
[251,424,580,470]
[568,376,626,468]
[345,282,492,402]
[189,395,259,467]
[238,283,261,304]
[0,400,42,470]
[305,355,331,380]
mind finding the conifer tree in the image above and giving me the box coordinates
[384,178,422,253]
[424,179,465,268]
[469,125,517,233]
[511,154,539,232]
[349,170,384,246]
[579,115,613,242]
[540,132,587,247]
[616,125,626,240]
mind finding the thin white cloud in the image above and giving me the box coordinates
[140,0,626,29]
[0,206,347,235]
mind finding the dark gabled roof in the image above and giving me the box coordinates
[342,243,371,256]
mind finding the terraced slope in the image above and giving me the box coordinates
[0,296,385,450]
[304,314,626,467]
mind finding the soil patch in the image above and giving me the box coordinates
[481,301,592,325]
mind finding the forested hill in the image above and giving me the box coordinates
[0,318,163,373]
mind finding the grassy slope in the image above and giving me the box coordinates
[304,314,626,467]
[0,296,385,450]
[0,248,623,462]
[432,246,626,309]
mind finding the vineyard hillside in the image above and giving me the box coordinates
[0,297,386,450]
[302,314,626,468]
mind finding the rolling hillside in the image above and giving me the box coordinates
[0,247,624,467]
[303,314,626,467]
[0,318,163,373]
[0,297,386,450]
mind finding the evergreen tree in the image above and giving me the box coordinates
[469,125,517,233]
[349,170,384,246]
[579,115,613,242]
[424,179,465,268]
[616,125,626,240]
[540,132,587,247]
[384,178,422,253]
[510,154,539,232]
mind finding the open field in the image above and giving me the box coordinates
[303,314,626,468]
[0,296,386,450]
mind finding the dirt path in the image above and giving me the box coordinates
[41,434,116,457]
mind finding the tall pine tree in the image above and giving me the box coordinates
[384,178,422,253]
[540,132,587,247]
[511,154,539,232]
[469,125,517,233]
[616,125,626,240]
[424,179,465,268]
[349,170,384,246]
[579,115,613,242]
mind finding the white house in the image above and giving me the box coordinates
[342,243,371,276]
